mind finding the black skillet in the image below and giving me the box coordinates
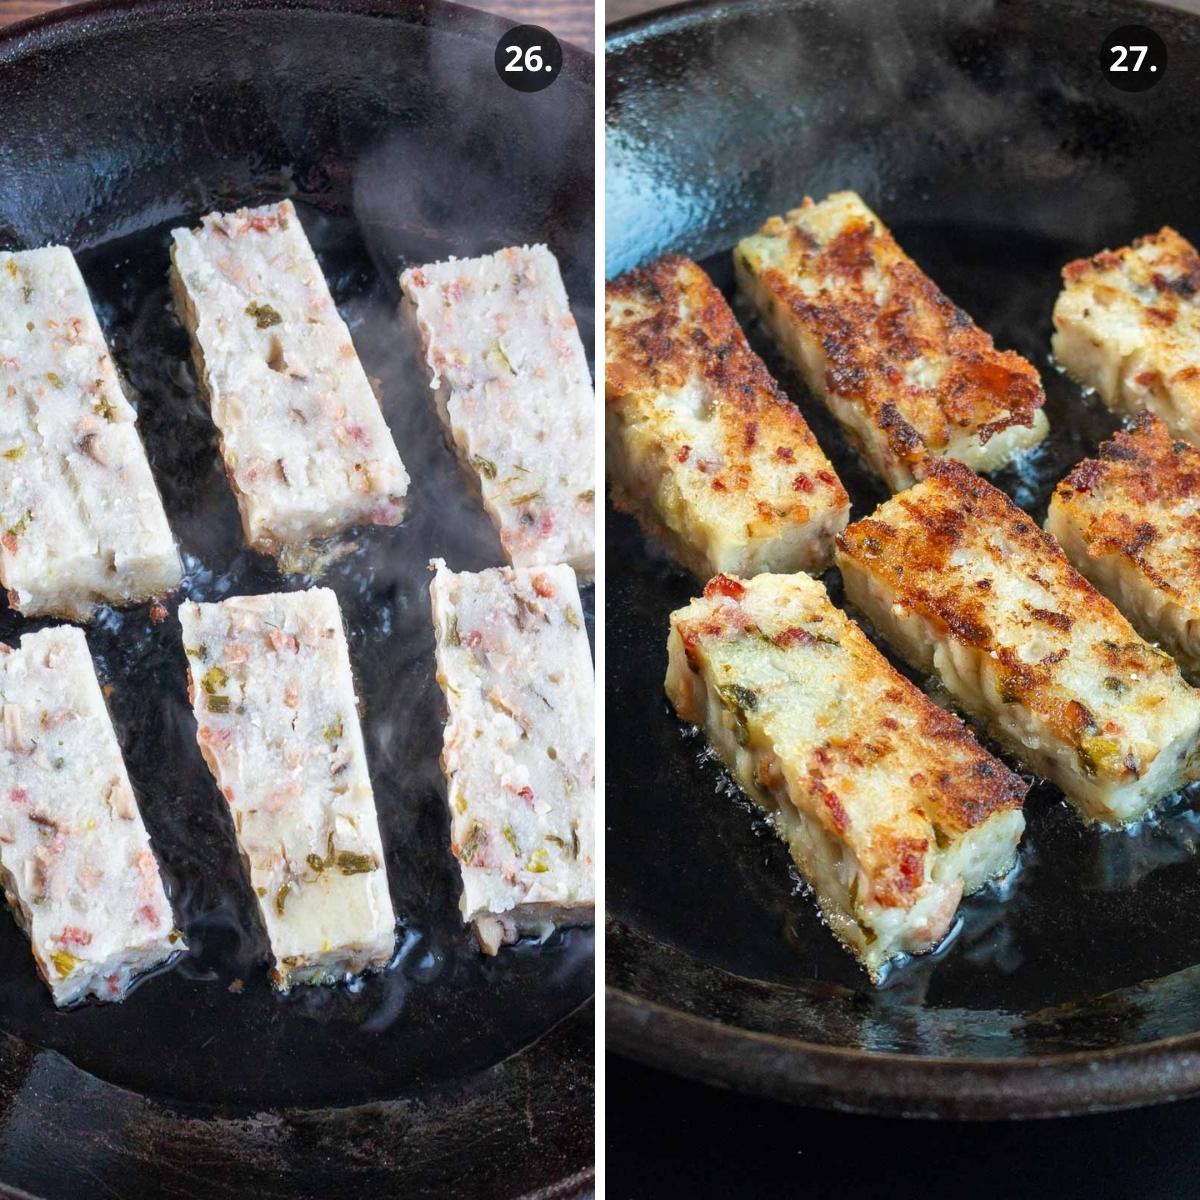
[0,0,594,1194]
[606,0,1200,1118]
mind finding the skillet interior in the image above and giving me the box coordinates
[0,0,594,1193]
[605,0,1200,1116]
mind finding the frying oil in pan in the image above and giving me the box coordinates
[0,203,593,1108]
[607,218,1200,1017]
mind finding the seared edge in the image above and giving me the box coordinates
[605,254,849,577]
[735,190,1047,491]
[665,570,1025,978]
[837,459,1200,824]
[1048,413,1200,679]
[1053,227,1200,445]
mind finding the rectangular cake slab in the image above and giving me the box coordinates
[0,246,182,620]
[178,587,395,988]
[666,570,1026,978]
[0,625,181,1005]
[837,459,1200,825]
[605,254,849,577]
[170,200,409,558]
[734,190,1048,491]
[401,246,595,576]
[429,558,594,954]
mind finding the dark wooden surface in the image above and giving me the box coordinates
[0,0,594,49]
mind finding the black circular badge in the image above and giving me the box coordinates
[1102,25,1166,92]
[495,25,563,93]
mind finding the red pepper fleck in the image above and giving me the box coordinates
[518,786,535,803]
[775,446,795,463]
[677,445,691,463]
[9,787,27,805]
[711,478,728,492]
[532,574,556,599]
[792,473,813,492]
[816,470,837,487]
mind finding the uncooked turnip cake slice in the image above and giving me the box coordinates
[837,459,1200,825]
[734,190,1048,491]
[0,247,182,620]
[666,571,1026,979]
[178,588,395,988]
[605,254,849,577]
[170,200,409,558]
[0,626,182,1005]
[1053,228,1200,446]
[430,559,594,954]
[401,246,595,577]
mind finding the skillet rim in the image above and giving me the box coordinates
[0,0,597,59]
[603,0,1200,1119]
[0,0,595,1192]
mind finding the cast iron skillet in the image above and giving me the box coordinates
[606,0,1200,1119]
[0,0,594,1194]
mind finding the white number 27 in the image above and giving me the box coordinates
[1110,45,1149,71]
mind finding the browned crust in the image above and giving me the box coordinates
[837,459,1174,753]
[747,203,1046,467]
[1053,412,1200,602]
[677,572,1026,860]
[1062,227,1200,308]
[605,255,848,516]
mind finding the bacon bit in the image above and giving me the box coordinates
[106,975,121,996]
[408,268,429,289]
[245,211,280,233]
[150,601,169,624]
[222,785,236,804]
[463,630,483,649]
[133,850,159,900]
[56,926,92,948]
[283,680,300,708]
[677,445,691,463]
[138,905,162,928]
[532,574,556,599]
[792,473,813,492]
[703,574,745,601]
[712,478,728,492]
[9,787,27,806]
[773,626,815,648]
[198,724,233,749]
[518,786,535,804]
[775,446,795,463]
[1,535,17,554]
[267,628,299,654]
[823,791,849,834]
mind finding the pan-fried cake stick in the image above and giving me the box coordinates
[735,190,1048,491]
